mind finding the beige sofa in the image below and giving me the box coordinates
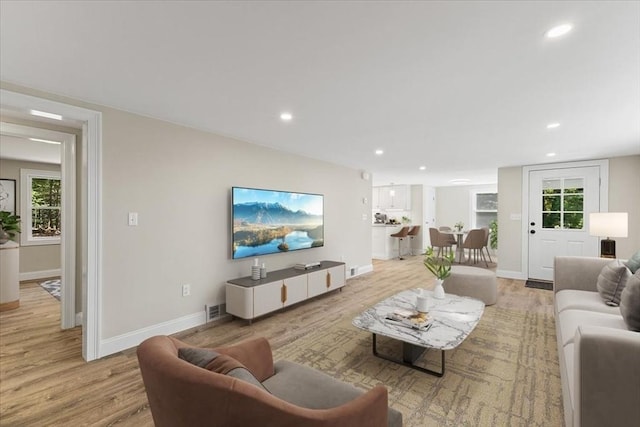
[553,256,640,427]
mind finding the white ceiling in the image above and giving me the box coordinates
[0,134,61,165]
[1,1,638,187]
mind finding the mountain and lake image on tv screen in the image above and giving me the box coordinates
[232,187,324,259]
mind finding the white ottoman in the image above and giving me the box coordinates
[444,266,497,305]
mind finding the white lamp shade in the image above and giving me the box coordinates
[589,212,628,238]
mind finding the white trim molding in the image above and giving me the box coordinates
[19,269,62,282]
[99,311,205,357]
[1,89,103,361]
[495,269,527,280]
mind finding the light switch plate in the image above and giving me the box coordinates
[128,212,138,226]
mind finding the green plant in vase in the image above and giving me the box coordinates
[423,247,454,299]
[0,211,21,244]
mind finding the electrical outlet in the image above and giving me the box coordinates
[128,212,138,226]
[182,284,191,297]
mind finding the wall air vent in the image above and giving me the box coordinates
[205,303,227,322]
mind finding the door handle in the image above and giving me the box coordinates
[530,230,536,234]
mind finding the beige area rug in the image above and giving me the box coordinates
[182,257,563,427]
[269,269,562,426]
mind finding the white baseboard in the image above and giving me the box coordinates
[351,263,373,277]
[496,269,527,280]
[99,311,205,358]
[19,269,61,282]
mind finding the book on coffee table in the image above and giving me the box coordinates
[385,308,431,330]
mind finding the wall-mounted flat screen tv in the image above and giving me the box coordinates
[232,187,324,259]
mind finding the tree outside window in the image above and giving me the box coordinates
[541,178,584,230]
[31,177,61,237]
[20,169,62,246]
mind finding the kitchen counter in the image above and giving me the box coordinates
[372,224,415,260]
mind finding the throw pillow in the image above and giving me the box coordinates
[624,250,640,274]
[596,260,631,306]
[620,271,640,331]
[178,347,220,368]
[206,354,269,392]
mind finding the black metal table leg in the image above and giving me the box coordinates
[372,333,445,377]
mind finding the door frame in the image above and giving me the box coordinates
[1,89,103,362]
[521,159,609,280]
[0,122,76,329]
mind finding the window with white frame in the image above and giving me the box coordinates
[20,169,62,246]
[473,192,497,228]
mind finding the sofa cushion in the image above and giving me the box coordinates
[178,347,220,367]
[555,290,621,315]
[558,309,627,347]
[563,343,575,410]
[620,270,640,331]
[624,250,640,274]
[596,260,631,306]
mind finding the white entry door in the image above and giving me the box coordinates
[528,166,601,281]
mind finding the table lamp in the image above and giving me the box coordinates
[589,212,628,258]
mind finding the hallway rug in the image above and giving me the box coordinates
[39,279,61,301]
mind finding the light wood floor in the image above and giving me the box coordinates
[0,257,521,426]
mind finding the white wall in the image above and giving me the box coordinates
[1,82,372,346]
[100,106,373,338]
[435,184,498,230]
[497,155,640,278]
[0,158,61,276]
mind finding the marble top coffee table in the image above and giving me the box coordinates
[352,289,485,377]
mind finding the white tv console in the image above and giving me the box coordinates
[226,261,346,323]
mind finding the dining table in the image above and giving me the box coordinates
[447,230,467,263]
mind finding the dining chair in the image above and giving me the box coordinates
[481,227,493,263]
[390,226,411,260]
[461,229,488,267]
[428,227,454,258]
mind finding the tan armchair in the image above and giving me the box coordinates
[137,335,402,427]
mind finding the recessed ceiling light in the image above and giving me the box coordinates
[375,149,384,155]
[280,112,293,121]
[29,137,62,145]
[29,109,62,120]
[546,152,557,157]
[546,122,561,129]
[449,178,470,184]
[546,23,573,39]
[419,166,426,171]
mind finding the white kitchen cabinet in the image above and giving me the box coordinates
[373,185,411,210]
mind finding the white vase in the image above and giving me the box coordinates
[433,279,445,299]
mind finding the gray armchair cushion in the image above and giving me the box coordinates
[620,271,640,331]
[596,260,631,306]
[178,347,220,367]
[178,346,269,392]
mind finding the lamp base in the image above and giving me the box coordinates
[600,239,616,259]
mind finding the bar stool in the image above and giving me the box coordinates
[407,225,421,255]
[390,226,410,260]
